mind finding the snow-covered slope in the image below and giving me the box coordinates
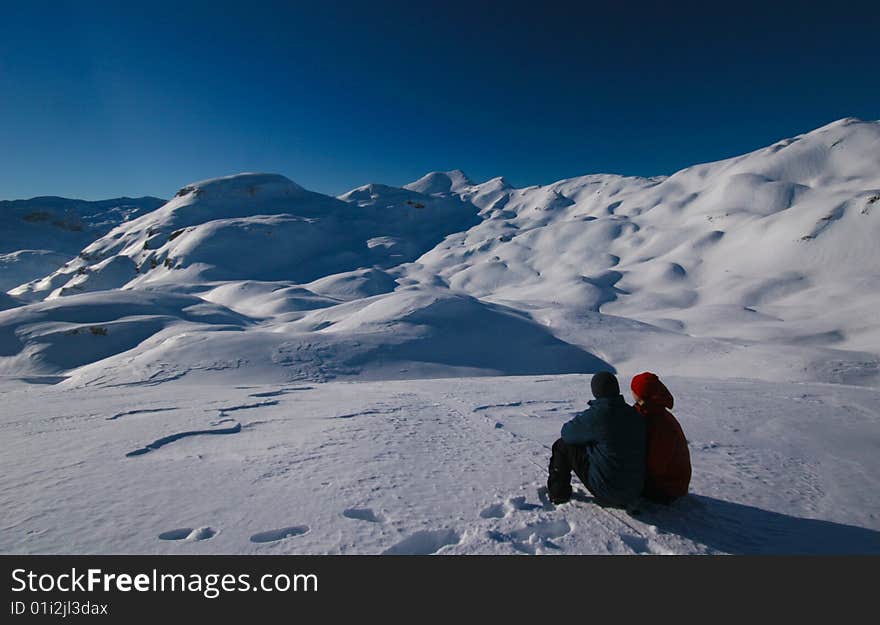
[10,173,479,300]
[2,374,878,554]
[0,290,251,379]
[2,118,880,556]
[399,120,879,385]
[403,168,473,195]
[0,195,164,293]
[1,119,879,387]
[404,118,880,358]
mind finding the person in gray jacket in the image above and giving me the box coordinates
[547,371,647,508]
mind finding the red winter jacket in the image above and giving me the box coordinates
[631,372,691,502]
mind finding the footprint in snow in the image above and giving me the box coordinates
[342,508,384,523]
[535,485,594,509]
[480,495,542,519]
[159,527,217,541]
[480,503,507,519]
[249,525,310,544]
[382,529,461,555]
[488,519,572,555]
[536,486,557,510]
[509,495,542,511]
[619,532,673,555]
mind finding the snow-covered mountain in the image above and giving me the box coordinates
[10,173,478,300]
[3,119,880,556]
[410,117,880,357]
[1,118,879,386]
[0,195,165,293]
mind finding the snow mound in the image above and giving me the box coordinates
[404,169,473,195]
[54,289,613,387]
[279,288,613,380]
[304,268,399,302]
[0,290,249,376]
[12,174,479,299]
[200,281,338,318]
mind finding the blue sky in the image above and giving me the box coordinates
[1,1,878,200]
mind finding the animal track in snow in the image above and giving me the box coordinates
[382,529,460,555]
[250,525,310,543]
[159,527,216,541]
[342,508,383,523]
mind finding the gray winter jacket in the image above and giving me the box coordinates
[561,394,647,507]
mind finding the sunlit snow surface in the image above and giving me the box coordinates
[1,375,878,554]
[2,118,880,553]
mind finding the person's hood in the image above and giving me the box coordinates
[631,372,674,410]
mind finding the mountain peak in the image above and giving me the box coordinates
[403,170,473,195]
[172,173,304,200]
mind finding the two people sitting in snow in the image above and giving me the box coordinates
[547,371,691,509]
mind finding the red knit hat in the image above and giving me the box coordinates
[631,372,674,409]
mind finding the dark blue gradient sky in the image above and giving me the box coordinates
[1,0,878,199]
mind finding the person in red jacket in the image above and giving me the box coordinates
[630,372,691,504]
